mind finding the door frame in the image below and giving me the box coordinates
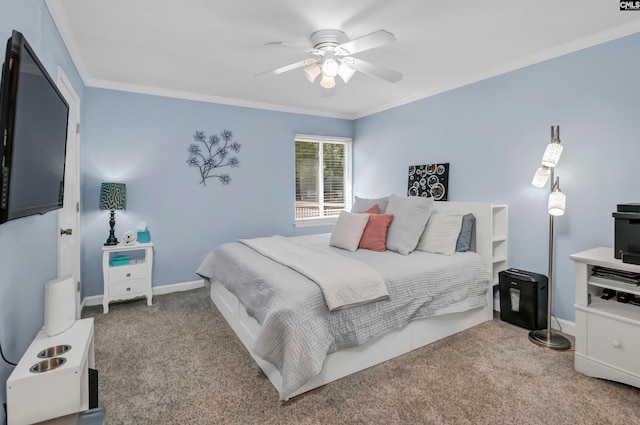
[56,67,82,318]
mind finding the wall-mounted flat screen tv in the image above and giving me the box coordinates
[0,30,69,224]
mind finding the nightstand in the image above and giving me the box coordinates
[570,247,640,389]
[102,242,153,313]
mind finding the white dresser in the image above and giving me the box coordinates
[570,247,640,388]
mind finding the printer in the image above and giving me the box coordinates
[612,203,640,264]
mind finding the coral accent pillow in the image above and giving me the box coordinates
[359,213,394,252]
[364,204,380,214]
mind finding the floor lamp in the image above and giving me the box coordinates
[528,126,572,350]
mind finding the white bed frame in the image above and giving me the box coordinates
[210,202,503,399]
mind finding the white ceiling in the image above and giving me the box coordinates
[45,0,640,119]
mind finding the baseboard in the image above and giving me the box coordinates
[152,279,205,295]
[493,297,575,336]
[81,279,206,309]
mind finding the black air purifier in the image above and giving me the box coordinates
[499,269,548,330]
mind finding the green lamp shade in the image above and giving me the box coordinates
[99,183,126,210]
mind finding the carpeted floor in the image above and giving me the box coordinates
[82,288,640,425]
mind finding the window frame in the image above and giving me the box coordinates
[294,133,353,227]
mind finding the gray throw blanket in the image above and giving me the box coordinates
[240,236,389,311]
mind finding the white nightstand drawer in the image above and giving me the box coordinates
[109,279,148,297]
[108,264,147,282]
[587,312,640,375]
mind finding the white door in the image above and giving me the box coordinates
[56,68,82,319]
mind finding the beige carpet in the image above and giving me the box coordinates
[82,288,640,425]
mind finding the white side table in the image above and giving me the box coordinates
[570,247,640,389]
[6,318,95,424]
[102,242,153,313]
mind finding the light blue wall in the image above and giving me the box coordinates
[0,0,85,410]
[81,88,352,297]
[354,33,640,323]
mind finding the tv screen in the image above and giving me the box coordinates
[0,30,69,224]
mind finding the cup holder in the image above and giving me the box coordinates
[38,344,71,358]
[29,357,67,373]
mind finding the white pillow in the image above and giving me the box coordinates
[351,195,390,213]
[416,213,463,256]
[384,195,435,255]
[329,211,370,252]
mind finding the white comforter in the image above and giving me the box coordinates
[197,234,489,400]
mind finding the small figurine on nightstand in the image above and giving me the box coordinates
[120,230,137,246]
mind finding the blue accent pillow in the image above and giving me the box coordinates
[455,213,475,252]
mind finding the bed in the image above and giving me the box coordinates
[197,200,502,400]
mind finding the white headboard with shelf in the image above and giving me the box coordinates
[432,202,508,286]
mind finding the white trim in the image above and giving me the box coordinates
[152,279,204,295]
[90,78,353,119]
[293,216,338,228]
[44,5,640,121]
[45,1,91,85]
[555,317,576,337]
[294,134,352,144]
[56,66,82,319]
[81,279,205,309]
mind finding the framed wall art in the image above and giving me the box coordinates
[407,163,449,201]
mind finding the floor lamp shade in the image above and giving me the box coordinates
[541,143,563,167]
[532,166,551,188]
[99,183,126,245]
[548,181,566,216]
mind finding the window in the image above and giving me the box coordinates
[294,134,352,225]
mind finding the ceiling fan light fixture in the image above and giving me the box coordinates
[338,63,356,84]
[319,74,336,89]
[321,86,336,97]
[303,63,321,83]
[258,28,402,96]
[322,58,339,78]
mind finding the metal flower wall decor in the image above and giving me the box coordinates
[186,130,241,186]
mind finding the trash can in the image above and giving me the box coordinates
[499,268,547,330]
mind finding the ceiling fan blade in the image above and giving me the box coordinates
[265,41,319,54]
[255,57,321,77]
[334,29,396,56]
[348,57,403,83]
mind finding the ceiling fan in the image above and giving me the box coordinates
[256,29,403,96]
